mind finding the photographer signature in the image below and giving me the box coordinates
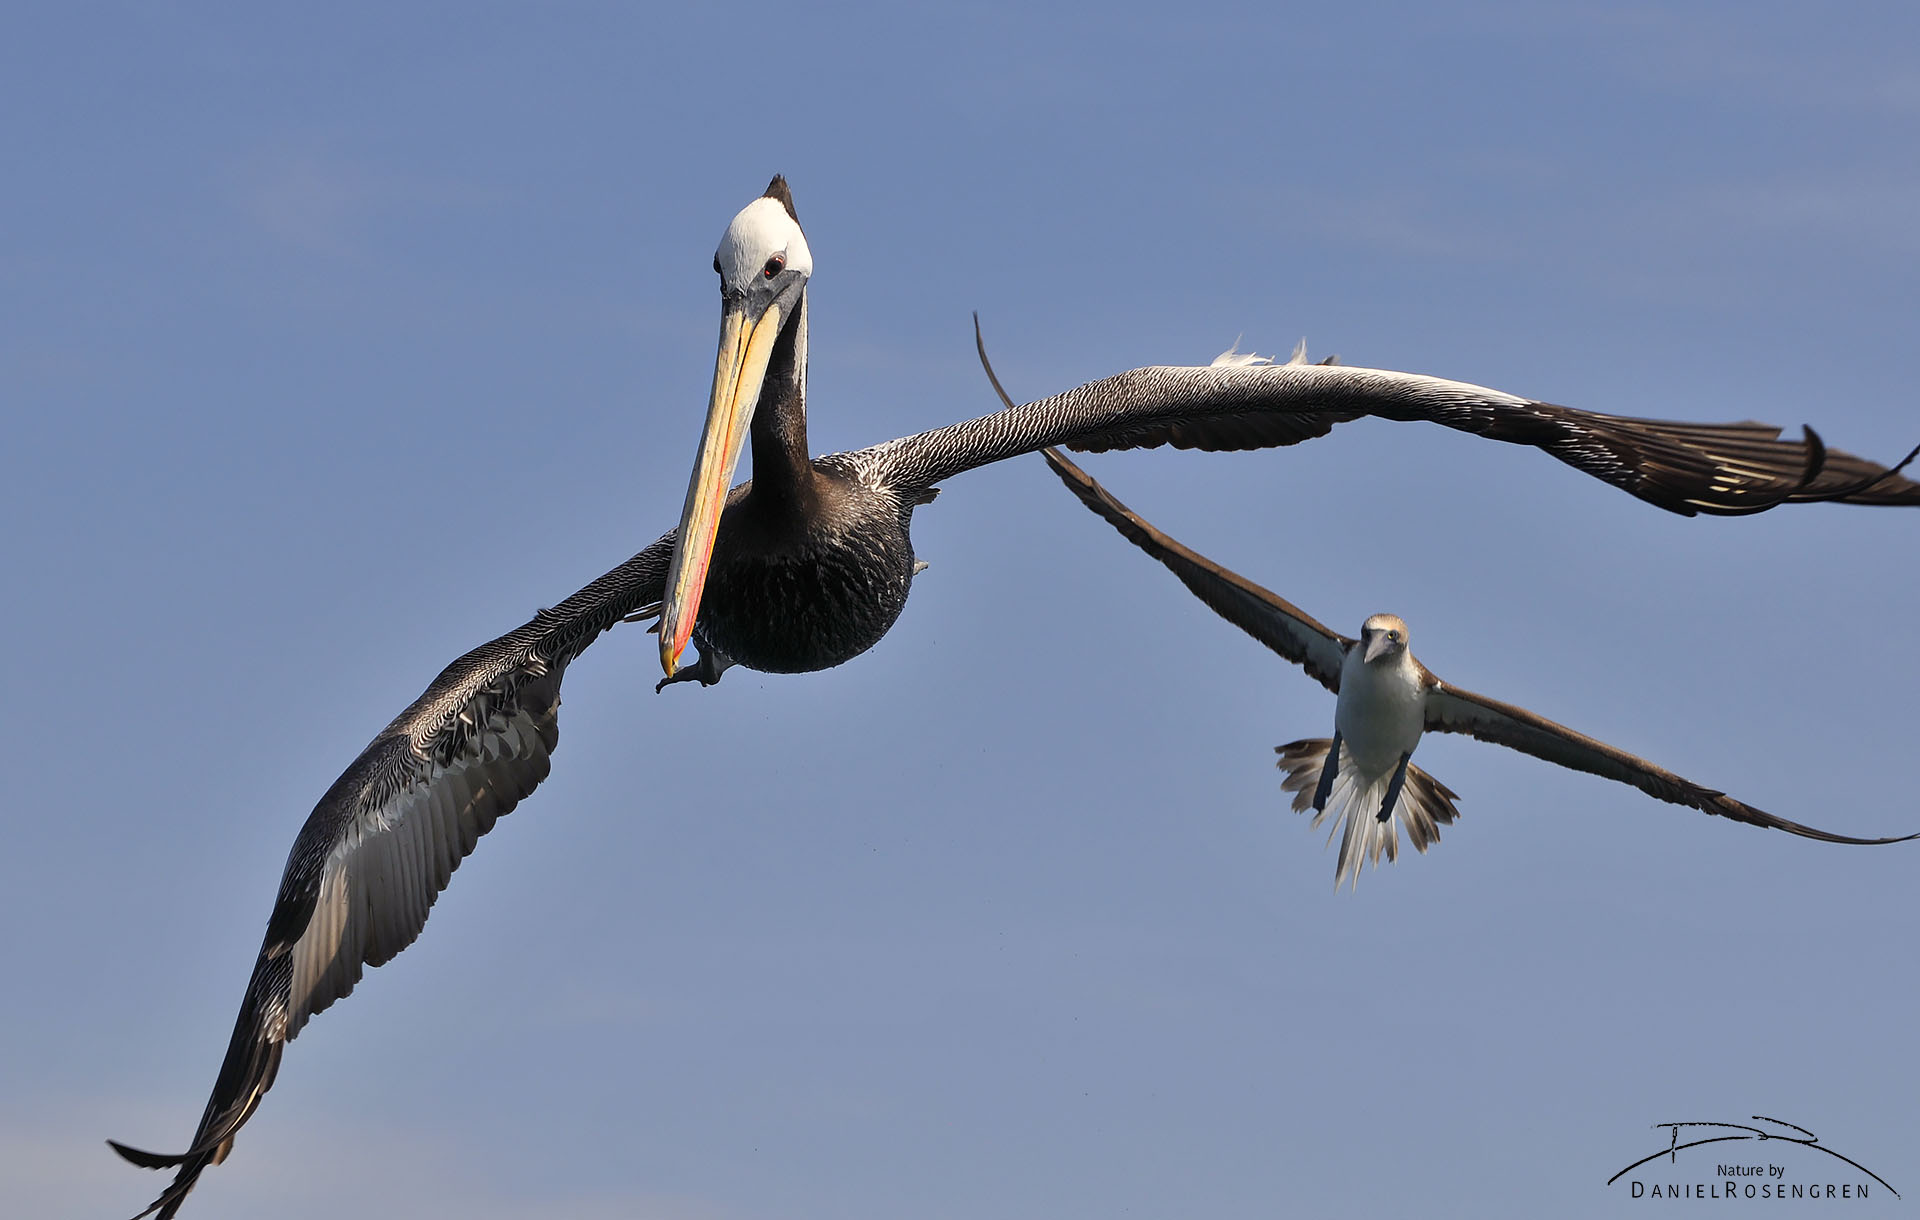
[1608,1115,1898,1198]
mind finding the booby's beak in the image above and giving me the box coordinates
[1363,632,1394,664]
[659,298,785,676]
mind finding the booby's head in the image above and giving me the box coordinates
[1359,614,1410,664]
[660,176,814,677]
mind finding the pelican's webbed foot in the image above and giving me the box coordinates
[655,646,736,693]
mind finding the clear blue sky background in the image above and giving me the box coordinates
[5,4,1917,1217]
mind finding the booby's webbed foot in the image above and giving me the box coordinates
[1377,752,1412,823]
[1311,731,1342,812]
[655,647,735,693]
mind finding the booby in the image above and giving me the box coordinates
[1042,448,1918,889]
[110,176,1920,1219]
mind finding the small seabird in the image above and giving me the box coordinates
[1042,448,1918,889]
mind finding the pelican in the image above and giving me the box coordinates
[112,176,1920,1218]
[1041,448,1918,889]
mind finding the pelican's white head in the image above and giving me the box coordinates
[715,182,813,295]
[1360,613,1410,664]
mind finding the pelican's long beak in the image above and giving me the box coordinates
[659,299,785,677]
[1363,632,1393,664]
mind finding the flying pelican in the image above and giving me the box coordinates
[1040,447,1918,889]
[111,176,1920,1218]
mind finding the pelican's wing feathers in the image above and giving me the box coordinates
[854,329,1920,516]
[109,536,674,1220]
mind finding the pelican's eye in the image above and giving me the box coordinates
[712,256,723,276]
[763,254,786,279]
[1389,631,1401,643]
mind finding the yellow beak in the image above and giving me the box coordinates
[659,299,785,676]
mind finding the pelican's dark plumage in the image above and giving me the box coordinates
[690,469,926,674]
[107,537,675,1219]
[113,176,1920,1219]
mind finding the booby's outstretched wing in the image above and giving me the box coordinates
[1041,448,1350,692]
[109,536,674,1220]
[873,322,1920,516]
[1419,682,1918,845]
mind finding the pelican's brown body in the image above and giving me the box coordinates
[666,180,928,676]
[692,463,924,674]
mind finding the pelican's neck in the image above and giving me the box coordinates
[747,291,815,510]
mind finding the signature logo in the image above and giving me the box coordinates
[1609,1115,1898,1199]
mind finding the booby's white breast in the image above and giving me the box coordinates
[1334,651,1427,776]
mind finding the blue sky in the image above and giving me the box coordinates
[5,4,1918,1217]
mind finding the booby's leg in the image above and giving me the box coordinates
[1311,731,1342,812]
[1377,752,1412,823]
[655,645,735,693]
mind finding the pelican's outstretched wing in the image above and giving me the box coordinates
[1041,448,1350,692]
[854,324,1920,515]
[1420,681,1918,845]
[110,536,675,1220]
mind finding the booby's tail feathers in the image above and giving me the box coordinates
[1276,739,1461,890]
